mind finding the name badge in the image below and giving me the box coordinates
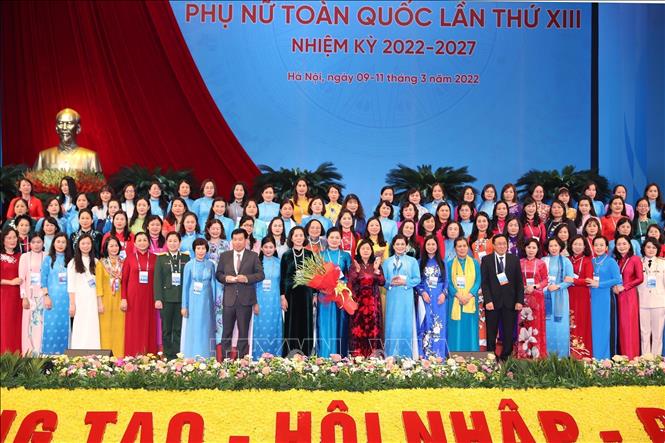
[427,275,438,288]
[526,277,535,287]
[192,281,204,294]
[647,276,657,289]
[88,278,96,288]
[262,279,271,291]
[478,251,487,260]
[119,250,127,260]
[30,272,40,285]
[139,271,149,284]
[110,278,120,292]
[497,272,509,286]
[172,272,181,286]
[58,272,67,284]
[548,275,556,285]
[593,275,600,284]
[456,275,466,289]
[573,274,579,280]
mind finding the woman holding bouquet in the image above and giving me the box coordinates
[318,228,352,357]
[281,227,315,356]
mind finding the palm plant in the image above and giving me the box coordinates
[1,164,28,213]
[385,164,476,203]
[107,166,195,199]
[516,165,610,202]
[253,162,344,200]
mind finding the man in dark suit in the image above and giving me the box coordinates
[480,234,524,360]
[216,229,264,359]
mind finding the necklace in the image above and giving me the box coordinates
[292,247,304,269]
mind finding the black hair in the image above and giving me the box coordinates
[144,215,165,248]
[286,226,309,248]
[355,239,376,264]
[192,237,209,253]
[642,237,661,256]
[48,232,73,266]
[567,234,590,257]
[612,234,634,261]
[73,233,96,274]
[341,193,365,219]
[574,196,598,229]
[259,236,277,261]
[165,197,189,226]
[109,210,131,240]
[1,227,19,254]
[605,196,627,218]
[205,219,226,240]
[129,197,152,228]
[399,202,418,221]
[267,217,287,244]
[520,197,542,226]
[101,236,123,258]
[58,176,78,206]
[419,235,446,276]
[469,212,493,245]
[207,196,228,223]
[522,237,543,259]
[363,217,387,247]
[179,211,201,235]
[39,216,61,237]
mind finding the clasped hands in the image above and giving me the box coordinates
[226,274,249,284]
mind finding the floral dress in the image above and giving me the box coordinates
[518,258,549,359]
[348,262,385,357]
[416,257,449,358]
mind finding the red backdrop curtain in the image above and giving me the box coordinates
[1,0,259,192]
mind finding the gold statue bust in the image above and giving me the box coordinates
[34,108,102,172]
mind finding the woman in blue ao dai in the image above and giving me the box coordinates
[382,235,421,358]
[181,239,218,358]
[446,237,481,352]
[252,237,283,357]
[542,237,575,357]
[416,235,449,358]
[318,228,352,357]
[41,233,72,354]
[589,237,623,359]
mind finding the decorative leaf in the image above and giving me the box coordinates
[107,166,195,200]
[253,162,344,200]
[385,164,476,203]
[515,165,611,202]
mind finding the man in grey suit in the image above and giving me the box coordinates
[216,229,264,359]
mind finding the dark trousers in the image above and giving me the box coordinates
[220,303,252,359]
[485,306,517,359]
[160,302,182,360]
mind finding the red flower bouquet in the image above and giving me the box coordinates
[293,253,357,314]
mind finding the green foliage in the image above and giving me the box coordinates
[2,353,663,391]
[515,165,611,202]
[0,353,47,383]
[254,162,344,200]
[107,166,195,199]
[385,164,476,203]
[0,164,28,208]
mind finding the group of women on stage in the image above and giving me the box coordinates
[1,176,664,360]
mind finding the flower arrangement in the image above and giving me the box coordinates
[23,169,106,194]
[1,352,663,391]
[293,253,357,314]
